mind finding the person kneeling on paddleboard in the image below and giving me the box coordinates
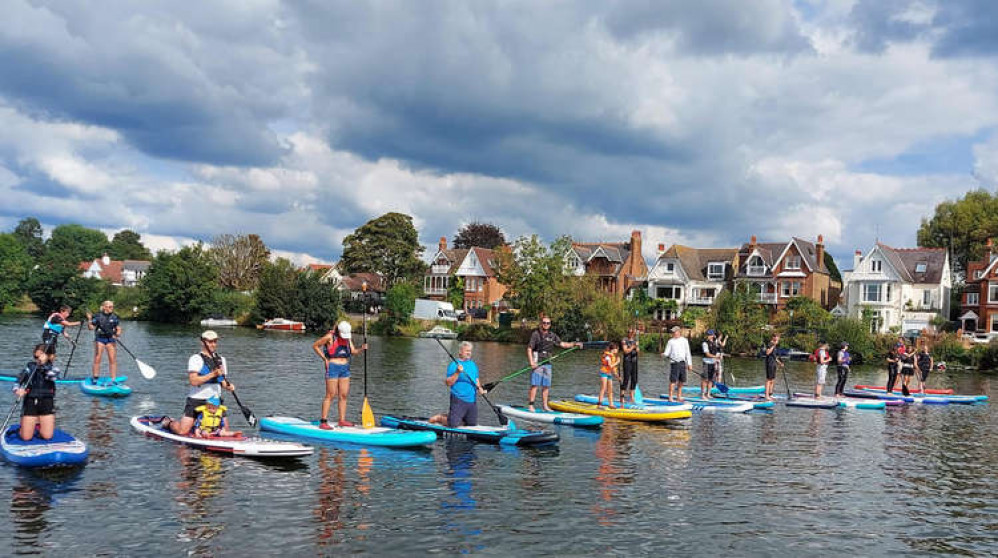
[193,396,240,438]
[313,321,367,429]
[429,342,485,427]
[13,344,61,441]
[164,330,235,436]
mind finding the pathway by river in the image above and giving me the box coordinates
[0,316,995,556]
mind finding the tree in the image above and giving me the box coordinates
[447,276,465,310]
[0,233,31,311]
[707,284,770,354]
[824,251,841,283]
[46,224,109,263]
[383,282,418,333]
[494,235,574,319]
[13,217,44,260]
[141,245,220,323]
[108,230,152,260]
[917,189,998,275]
[340,213,426,285]
[25,250,104,313]
[453,222,506,250]
[254,258,302,322]
[295,269,342,331]
[209,234,270,291]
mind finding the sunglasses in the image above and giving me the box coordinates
[541,321,552,325]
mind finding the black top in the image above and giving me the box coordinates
[92,312,120,338]
[529,330,563,361]
[917,353,932,371]
[765,343,778,368]
[18,361,56,398]
[622,337,638,364]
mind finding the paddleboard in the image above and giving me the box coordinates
[379,415,559,446]
[0,374,128,385]
[789,393,888,409]
[682,385,766,395]
[495,405,604,428]
[856,388,985,403]
[845,390,950,405]
[79,377,132,398]
[640,396,754,413]
[674,393,775,410]
[1,425,88,467]
[550,400,692,422]
[131,416,313,458]
[772,395,839,409]
[259,416,436,448]
[854,384,954,395]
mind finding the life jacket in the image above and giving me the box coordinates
[600,351,616,374]
[18,361,56,398]
[42,313,65,337]
[325,335,351,359]
[93,312,119,338]
[198,353,224,384]
[622,338,638,363]
[809,348,819,362]
[194,404,227,433]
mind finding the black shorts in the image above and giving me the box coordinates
[621,361,638,390]
[901,367,915,377]
[669,362,687,384]
[765,362,777,380]
[22,396,55,417]
[447,395,477,427]
[701,362,717,380]
[183,397,210,418]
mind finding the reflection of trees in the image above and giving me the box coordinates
[11,477,52,554]
[174,448,225,556]
[315,449,346,548]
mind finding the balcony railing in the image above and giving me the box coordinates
[689,296,715,305]
[424,287,447,295]
[758,293,778,304]
[747,266,767,276]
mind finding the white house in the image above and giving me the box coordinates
[842,243,951,333]
[646,244,737,319]
[79,254,150,287]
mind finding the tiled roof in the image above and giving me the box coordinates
[340,272,385,293]
[878,243,947,284]
[663,246,738,281]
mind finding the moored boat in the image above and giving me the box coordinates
[259,318,306,332]
[418,326,458,339]
[200,316,238,327]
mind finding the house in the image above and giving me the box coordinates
[646,244,738,319]
[733,235,836,311]
[959,239,998,335]
[567,231,649,298]
[423,238,507,314]
[304,263,342,284]
[843,243,951,333]
[79,254,151,287]
[338,272,385,304]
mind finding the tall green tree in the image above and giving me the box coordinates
[494,235,574,319]
[294,269,342,331]
[209,233,270,291]
[707,284,770,354]
[254,258,302,322]
[917,189,998,274]
[25,250,103,313]
[447,276,465,310]
[340,212,426,285]
[453,222,506,250]
[0,233,31,311]
[141,245,220,323]
[108,229,152,260]
[13,217,45,260]
[46,224,109,263]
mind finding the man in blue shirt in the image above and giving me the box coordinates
[429,341,484,427]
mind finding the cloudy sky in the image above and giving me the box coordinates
[2,0,997,267]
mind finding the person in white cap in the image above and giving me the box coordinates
[662,325,692,402]
[312,320,368,429]
[164,330,235,436]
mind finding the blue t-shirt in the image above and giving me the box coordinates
[447,359,479,403]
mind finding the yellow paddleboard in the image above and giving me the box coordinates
[549,401,692,422]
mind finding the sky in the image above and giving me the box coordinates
[2,0,998,268]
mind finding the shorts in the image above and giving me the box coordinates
[765,362,777,380]
[669,361,687,384]
[447,395,478,427]
[183,397,209,418]
[599,372,614,380]
[22,396,55,416]
[815,365,828,385]
[326,362,351,379]
[531,364,552,387]
[621,362,638,390]
[95,337,116,345]
[901,367,915,377]
[701,362,716,380]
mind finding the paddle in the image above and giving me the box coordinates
[482,346,579,393]
[780,358,793,400]
[361,283,375,429]
[61,321,86,379]
[115,339,157,379]
[434,338,507,426]
[228,388,258,427]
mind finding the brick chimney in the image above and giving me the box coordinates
[854,249,862,270]
[657,243,666,256]
[748,235,757,253]
[630,230,642,275]
[988,238,994,263]
[816,234,825,269]
[439,236,447,252]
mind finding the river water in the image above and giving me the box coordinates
[0,315,995,557]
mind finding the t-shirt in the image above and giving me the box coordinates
[837,350,851,366]
[816,348,829,368]
[529,330,563,362]
[765,344,779,369]
[664,337,692,365]
[187,353,228,400]
[447,359,479,403]
[702,340,719,364]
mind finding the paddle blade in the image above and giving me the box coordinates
[361,397,375,429]
[715,382,729,393]
[136,359,156,380]
[241,406,258,427]
[505,417,516,431]
[634,385,644,405]
[482,381,497,393]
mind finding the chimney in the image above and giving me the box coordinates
[630,230,642,274]
[102,253,110,266]
[988,238,994,263]
[816,234,825,269]
[439,237,447,252]
[657,243,665,256]
[854,249,862,270]
[748,235,757,252]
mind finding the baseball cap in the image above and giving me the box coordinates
[337,321,352,339]
[201,330,219,341]
[670,326,681,333]
[206,396,221,406]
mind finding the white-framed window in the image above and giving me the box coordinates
[915,262,927,273]
[992,313,998,333]
[780,281,801,298]
[785,256,801,270]
[665,262,675,274]
[569,255,581,269]
[862,283,882,302]
[871,259,882,272]
[747,256,766,276]
[975,270,984,279]
[922,290,931,306]
[968,292,980,306]
[656,286,681,299]
[707,262,725,280]
[869,310,883,333]
[990,282,998,304]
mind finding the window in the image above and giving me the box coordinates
[785,256,801,270]
[967,292,979,306]
[975,270,984,279]
[747,256,766,275]
[665,262,675,274]
[990,282,998,304]
[780,281,800,298]
[871,259,882,272]
[922,290,931,306]
[869,311,883,333]
[862,283,882,302]
[707,263,725,280]
[656,286,681,299]
[992,314,998,333]
[915,262,927,273]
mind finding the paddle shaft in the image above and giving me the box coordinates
[1,361,43,435]
[434,338,506,426]
[483,346,579,391]
[363,308,368,399]
[61,321,86,379]
[207,348,256,426]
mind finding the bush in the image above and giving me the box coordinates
[931,333,969,364]
[210,290,256,323]
[825,318,875,363]
[976,339,998,370]
[459,323,499,341]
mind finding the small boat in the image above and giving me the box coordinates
[418,326,458,339]
[853,384,954,395]
[0,374,128,385]
[495,405,604,428]
[640,396,754,413]
[550,400,692,423]
[80,377,132,398]
[259,318,305,332]
[2,425,88,467]
[200,315,238,327]
[380,415,559,446]
[131,416,314,458]
[258,416,437,448]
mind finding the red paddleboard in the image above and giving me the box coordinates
[853,384,954,395]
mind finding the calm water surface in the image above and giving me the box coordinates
[0,316,996,557]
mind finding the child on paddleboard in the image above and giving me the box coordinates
[13,344,61,441]
[192,395,240,438]
[597,342,621,408]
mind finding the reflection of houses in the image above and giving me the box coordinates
[843,243,950,333]
[646,244,737,319]
[960,239,998,334]
[733,235,837,311]
[423,238,507,314]
[567,231,649,298]
[79,254,151,287]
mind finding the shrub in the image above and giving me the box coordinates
[931,333,969,364]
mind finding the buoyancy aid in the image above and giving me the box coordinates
[325,335,351,359]
[194,404,227,432]
[199,353,224,384]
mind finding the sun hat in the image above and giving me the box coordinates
[206,395,221,406]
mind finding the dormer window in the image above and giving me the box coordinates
[707,263,725,280]
[665,262,675,274]
[915,263,927,273]
[785,256,801,270]
[871,259,882,272]
[747,256,766,276]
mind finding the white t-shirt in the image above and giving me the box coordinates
[187,353,228,400]
[664,337,692,366]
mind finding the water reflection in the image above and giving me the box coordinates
[439,439,482,554]
[10,468,83,556]
[174,448,225,556]
[315,449,346,548]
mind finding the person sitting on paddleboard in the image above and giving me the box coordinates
[429,341,485,427]
[527,313,582,412]
[700,330,721,400]
[13,344,61,441]
[597,342,621,409]
[193,395,240,438]
[313,321,367,429]
[163,330,235,436]
[41,305,82,355]
[86,300,122,382]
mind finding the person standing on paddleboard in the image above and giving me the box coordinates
[41,305,82,355]
[834,342,852,397]
[620,329,639,404]
[814,341,831,397]
[527,314,582,412]
[164,330,235,436]
[86,300,122,382]
[899,345,916,392]
[597,342,621,408]
[13,344,61,441]
[915,345,933,393]
[663,325,692,402]
[763,333,782,401]
[699,330,721,400]
[313,321,367,429]
[885,346,900,393]
[429,341,485,427]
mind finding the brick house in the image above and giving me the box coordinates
[733,235,836,310]
[960,239,998,335]
[424,238,507,314]
[567,230,649,298]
